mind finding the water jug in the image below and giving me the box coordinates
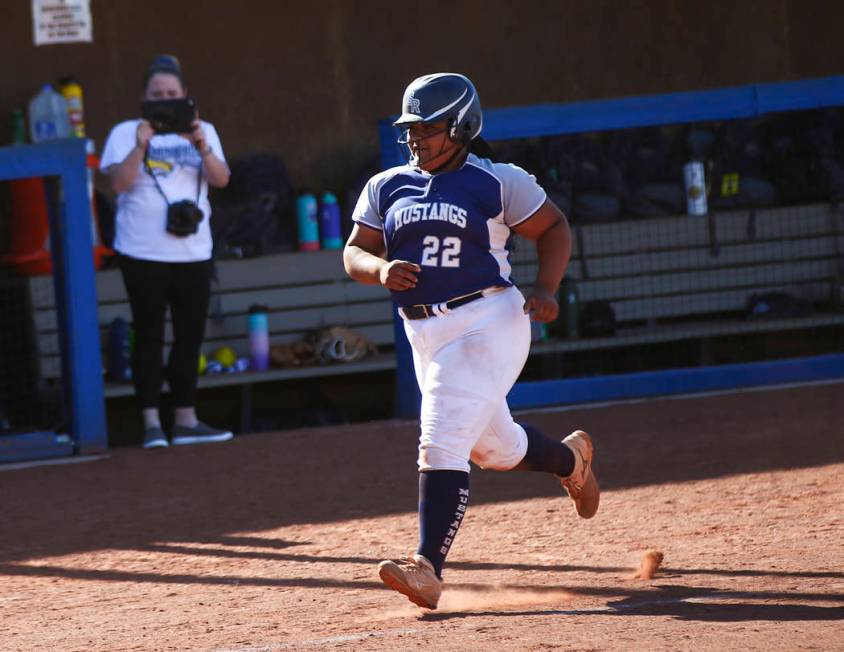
[248,304,270,371]
[28,84,71,143]
[319,192,343,250]
[295,193,320,251]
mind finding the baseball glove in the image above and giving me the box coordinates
[311,326,378,364]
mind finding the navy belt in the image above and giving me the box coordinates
[401,290,486,320]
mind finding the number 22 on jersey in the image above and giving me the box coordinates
[421,235,462,268]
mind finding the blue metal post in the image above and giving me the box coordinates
[0,140,107,458]
[55,140,107,453]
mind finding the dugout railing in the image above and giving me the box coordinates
[379,76,844,416]
[0,139,106,463]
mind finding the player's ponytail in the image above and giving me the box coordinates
[468,136,496,161]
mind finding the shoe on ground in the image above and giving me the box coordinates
[378,554,442,609]
[171,421,233,446]
[142,426,169,449]
[559,430,600,519]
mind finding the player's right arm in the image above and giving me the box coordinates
[343,223,420,291]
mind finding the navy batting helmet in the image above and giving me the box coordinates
[394,73,483,145]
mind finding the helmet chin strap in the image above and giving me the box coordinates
[412,132,467,173]
[406,122,467,172]
[424,141,466,173]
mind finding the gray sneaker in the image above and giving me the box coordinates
[143,426,169,449]
[171,421,233,446]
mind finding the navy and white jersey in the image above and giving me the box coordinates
[352,153,547,307]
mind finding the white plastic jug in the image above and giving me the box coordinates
[28,84,71,143]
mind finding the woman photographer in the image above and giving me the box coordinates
[100,54,232,449]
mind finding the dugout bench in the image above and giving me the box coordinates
[510,201,844,358]
[25,200,844,431]
[27,249,398,432]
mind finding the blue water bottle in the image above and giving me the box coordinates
[248,304,270,371]
[295,193,320,252]
[319,192,343,250]
[107,317,132,382]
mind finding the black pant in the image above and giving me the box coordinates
[118,254,213,410]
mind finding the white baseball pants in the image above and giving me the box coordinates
[403,286,532,473]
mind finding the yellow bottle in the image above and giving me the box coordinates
[58,77,85,138]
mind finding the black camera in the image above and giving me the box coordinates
[141,97,197,134]
[166,200,204,236]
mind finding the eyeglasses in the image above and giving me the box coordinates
[396,124,450,145]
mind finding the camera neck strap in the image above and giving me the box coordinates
[143,147,203,206]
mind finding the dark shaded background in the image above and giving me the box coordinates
[0,0,842,192]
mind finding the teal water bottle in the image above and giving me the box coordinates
[10,109,26,145]
[561,277,580,338]
[530,321,548,342]
[295,193,319,252]
[319,192,343,250]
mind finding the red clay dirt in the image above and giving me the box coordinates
[1,382,843,651]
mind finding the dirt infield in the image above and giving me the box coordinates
[2,382,843,651]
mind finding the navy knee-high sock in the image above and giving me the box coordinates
[416,470,470,578]
[512,423,575,477]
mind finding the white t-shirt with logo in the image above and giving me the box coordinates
[100,119,226,262]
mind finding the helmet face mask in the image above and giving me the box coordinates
[401,120,460,170]
[394,73,483,165]
[397,123,450,146]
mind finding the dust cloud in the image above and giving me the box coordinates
[630,549,664,579]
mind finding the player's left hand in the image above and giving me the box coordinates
[523,287,559,323]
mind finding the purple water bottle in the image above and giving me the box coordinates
[248,304,270,371]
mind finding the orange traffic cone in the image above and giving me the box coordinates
[3,146,111,276]
[5,176,53,276]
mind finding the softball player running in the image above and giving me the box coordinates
[343,73,599,609]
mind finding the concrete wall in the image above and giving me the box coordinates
[0,0,841,193]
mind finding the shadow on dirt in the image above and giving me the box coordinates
[1,382,842,563]
[2,557,841,624]
[420,583,844,623]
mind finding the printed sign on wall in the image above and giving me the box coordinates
[32,0,93,46]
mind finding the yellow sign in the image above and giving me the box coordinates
[721,173,740,197]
